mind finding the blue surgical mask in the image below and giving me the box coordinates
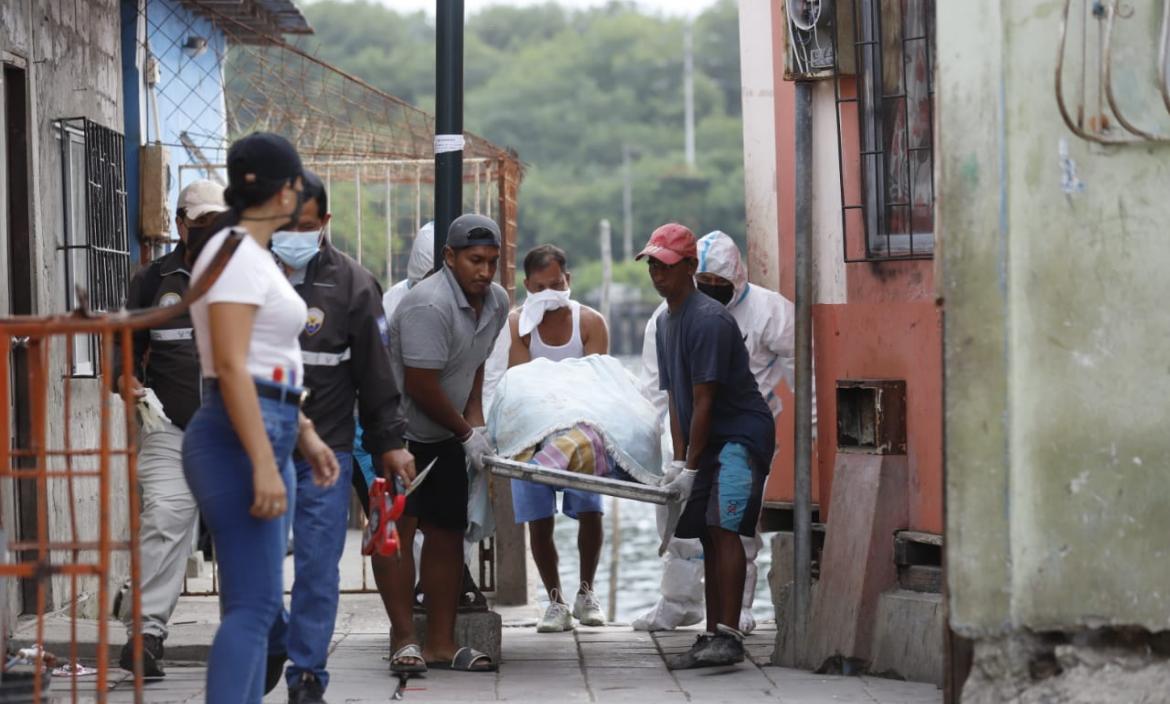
[271,229,321,270]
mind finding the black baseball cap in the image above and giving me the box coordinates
[226,132,303,190]
[447,213,501,249]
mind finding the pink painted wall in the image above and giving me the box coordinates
[759,13,943,535]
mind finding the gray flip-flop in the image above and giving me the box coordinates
[428,646,497,673]
[391,643,428,674]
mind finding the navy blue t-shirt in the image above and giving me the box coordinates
[655,291,776,469]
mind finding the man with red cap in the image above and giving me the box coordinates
[637,223,775,670]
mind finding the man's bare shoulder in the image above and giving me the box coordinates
[577,303,607,327]
[507,308,526,340]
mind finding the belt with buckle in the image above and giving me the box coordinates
[203,378,308,407]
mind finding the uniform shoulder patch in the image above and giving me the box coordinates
[159,292,182,308]
[305,307,325,336]
[376,315,390,345]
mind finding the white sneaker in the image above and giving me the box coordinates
[537,591,574,633]
[573,586,606,627]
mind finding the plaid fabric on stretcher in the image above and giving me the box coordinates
[514,423,616,477]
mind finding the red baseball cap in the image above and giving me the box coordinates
[635,223,698,265]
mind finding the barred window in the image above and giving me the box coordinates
[835,0,936,261]
[56,118,131,377]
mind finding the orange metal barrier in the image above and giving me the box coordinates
[0,233,241,702]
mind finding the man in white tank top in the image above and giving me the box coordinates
[505,245,610,633]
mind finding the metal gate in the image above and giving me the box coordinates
[177,156,520,294]
[0,236,241,702]
[176,157,521,598]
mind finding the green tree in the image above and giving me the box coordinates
[295,0,747,301]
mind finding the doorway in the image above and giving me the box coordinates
[2,61,39,614]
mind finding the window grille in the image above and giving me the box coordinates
[56,118,131,377]
[833,0,936,261]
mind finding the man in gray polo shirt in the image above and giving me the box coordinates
[386,213,509,674]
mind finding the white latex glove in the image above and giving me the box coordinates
[658,468,698,557]
[663,460,686,484]
[461,426,492,473]
[137,388,171,433]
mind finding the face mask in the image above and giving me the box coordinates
[697,281,735,307]
[518,287,572,337]
[271,229,322,270]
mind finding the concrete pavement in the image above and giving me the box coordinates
[32,594,939,703]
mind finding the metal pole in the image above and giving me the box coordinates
[599,219,613,322]
[792,80,814,655]
[434,0,464,270]
[484,455,681,505]
[621,145,634,260]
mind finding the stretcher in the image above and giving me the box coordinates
[482,454,682,505]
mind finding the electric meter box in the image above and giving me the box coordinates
[139,142,170,241]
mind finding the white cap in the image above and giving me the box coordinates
[177,180,228,220]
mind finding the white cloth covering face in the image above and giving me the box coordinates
[517,287,572,337]
[191,228,307,384]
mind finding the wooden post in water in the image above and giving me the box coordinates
[608,497,620,623]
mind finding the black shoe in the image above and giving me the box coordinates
[264,652,287,695]
[697,630,746,667]
[664,634,713,671]
[111,586,123,620]
[119,633,166,678]
[288,672,327,704]
[459,563,489,612]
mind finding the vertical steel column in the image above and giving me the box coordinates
[434,0,465,268]
[792,79,814,652]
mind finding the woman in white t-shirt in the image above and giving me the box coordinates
[181,133,339,704]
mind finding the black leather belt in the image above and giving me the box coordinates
[202,378,307,407]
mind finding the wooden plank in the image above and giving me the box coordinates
[897,529,944,546]
[894,532,943,567]
[898,565,943,593]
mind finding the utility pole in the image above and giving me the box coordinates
[683,20,696,169]
[434,0,464,269]
[793,79,814,658]
[599,218,613,323]
[621,146,633,261]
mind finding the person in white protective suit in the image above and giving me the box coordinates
[633,230,813,634]
[382,221,434,321]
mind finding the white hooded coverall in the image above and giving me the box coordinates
[632,230,809,633]
[382,221,434,321]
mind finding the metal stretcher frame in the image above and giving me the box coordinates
[483,455,681,506]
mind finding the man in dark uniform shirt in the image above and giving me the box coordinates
[114,180,228,678]
[267,170,416,704]
[637,223,775,671]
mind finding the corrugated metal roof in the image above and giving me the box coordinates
[181,0,313,43]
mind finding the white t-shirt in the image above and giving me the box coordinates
[191,227,308,385]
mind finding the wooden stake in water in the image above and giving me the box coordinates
[607,495,620,623]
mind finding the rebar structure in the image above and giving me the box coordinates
[139,0,524,289]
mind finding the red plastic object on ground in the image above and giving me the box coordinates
[362,478,406,557]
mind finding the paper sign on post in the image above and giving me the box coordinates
[434,134,465,154]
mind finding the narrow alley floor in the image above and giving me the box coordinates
[32,594,940,703]
[16,532,941,702]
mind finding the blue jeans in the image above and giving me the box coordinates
[182,380,299,704]
[280,449,353,690]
